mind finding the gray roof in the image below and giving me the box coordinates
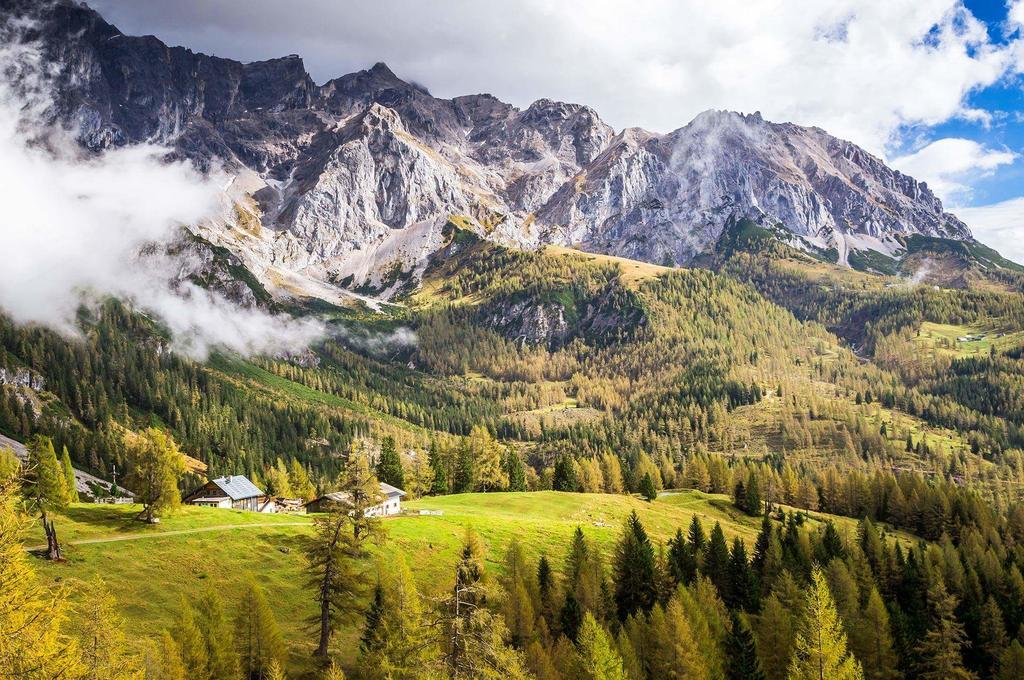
[211,475,264,500]
[380,482,407,498]
[310,482,405,506]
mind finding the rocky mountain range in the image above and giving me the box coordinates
[7,0,977,301]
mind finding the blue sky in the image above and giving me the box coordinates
[91,0,1024,261]
[898,0,1023,207]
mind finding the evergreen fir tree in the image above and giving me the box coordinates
[361,581,386,653]
[613,511,657,621]
[703,522,731,599]
[553,455,579,492]
[505,449,527,492]
[375,436,404,490]
[726,612,766,680]
[668,528,697,586]
[727,537,757,612]
[745,471,763,516]
[639,472,658,501]
[454,442,475,493]
[688,515,707,560]
[428,440,449,495]
[560,592,584,642]
[537,553,554,624]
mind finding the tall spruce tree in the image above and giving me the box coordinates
[553,455,579,492]
[375,436,405,490]
[505,449,527,492]
[727,537,757,612]
[613,511,656,621]
[703,522,731,600]
[726,612,766,680]
[428,440,449,495]
[668,528,698,586]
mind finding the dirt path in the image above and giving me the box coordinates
[24,521,313,552]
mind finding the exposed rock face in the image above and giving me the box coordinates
[0,367,45,391]
[7,0,975,299]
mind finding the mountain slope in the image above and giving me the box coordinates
[5,0,990,304]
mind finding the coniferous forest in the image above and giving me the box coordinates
[4,226,1024,678]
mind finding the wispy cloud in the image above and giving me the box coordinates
[891,138,1017,205]
[957,198,1024,265]
[0,29,323,359]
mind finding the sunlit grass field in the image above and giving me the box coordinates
[29,490,916,675]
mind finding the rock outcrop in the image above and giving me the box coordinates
[5,0,976,300]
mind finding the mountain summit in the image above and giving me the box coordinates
[9,0,977,296]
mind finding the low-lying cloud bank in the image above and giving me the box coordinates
[957,199,1024,267]
[0,33,323,359]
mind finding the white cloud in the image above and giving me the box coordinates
[957,198,1024,265]
[90,0,1020,154]
[891,138,1017,204]
[0,37,323,359]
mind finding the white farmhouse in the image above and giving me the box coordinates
[305,482,406,516]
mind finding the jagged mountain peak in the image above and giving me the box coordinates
[6,0,991,303]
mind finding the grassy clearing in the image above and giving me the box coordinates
[30,491,912,675]
[914,321,1024,358]
[25,503,310,545]
[542,245,672,288]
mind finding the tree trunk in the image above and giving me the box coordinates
[42,511,62,561]
[315,579,331,658]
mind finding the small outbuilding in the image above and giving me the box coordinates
[306,482,406,516]
[184,475,269,512]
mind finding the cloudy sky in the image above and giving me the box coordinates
[90,0,1024,260]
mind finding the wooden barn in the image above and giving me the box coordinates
[183,475,273,512]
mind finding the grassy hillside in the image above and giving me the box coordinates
[31,491,907,675]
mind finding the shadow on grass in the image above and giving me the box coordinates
[63,504,148,533]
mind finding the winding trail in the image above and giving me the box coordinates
[24,521,313,552]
